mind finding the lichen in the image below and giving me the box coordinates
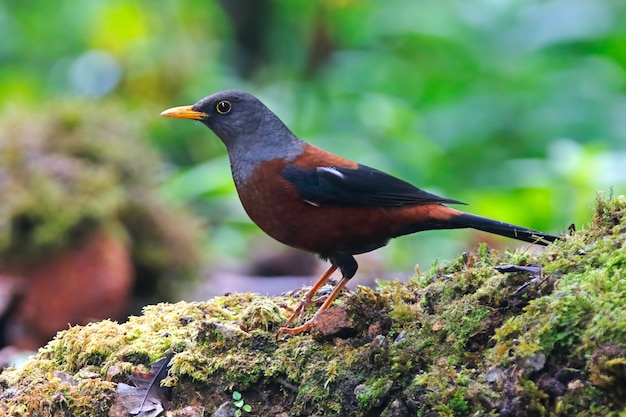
[1,194,625,416]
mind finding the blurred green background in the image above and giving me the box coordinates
[2,0,625,280]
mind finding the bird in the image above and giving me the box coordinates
[161,90,559,336]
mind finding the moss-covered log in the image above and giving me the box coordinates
[1,195,625,416]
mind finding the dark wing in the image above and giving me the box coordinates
[281,164,464,207]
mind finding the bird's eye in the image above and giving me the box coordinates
[216,100,232,114]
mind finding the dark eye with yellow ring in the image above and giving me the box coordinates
[216,100,232,114]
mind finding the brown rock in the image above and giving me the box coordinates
[1,231,132,349]
[311,306,356,339]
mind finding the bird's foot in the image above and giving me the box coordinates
[276,319,315,337]
[277,293,319,335]
[276,276,351,339]
[276,298,319,339]
[278,265,339,333]
[295,294,329,321]
[310,295,329,304]
[275,294,327,340]
[292,301,307,325]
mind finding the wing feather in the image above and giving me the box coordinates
[281,164,464,207]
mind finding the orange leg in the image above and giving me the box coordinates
[277,275,350,337]
[279,264,337,330]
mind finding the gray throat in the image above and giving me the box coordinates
[226,132,305,187]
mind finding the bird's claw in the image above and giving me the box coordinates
[276,319,315,338]
[276,294,326,339]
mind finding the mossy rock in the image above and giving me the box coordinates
[1,195,625,416]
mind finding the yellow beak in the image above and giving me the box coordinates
[160,105,207,121]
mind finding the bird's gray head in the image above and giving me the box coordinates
[161,90,292,145]
[161,90,304,183]
[191,90,271,142]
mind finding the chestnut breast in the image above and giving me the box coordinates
[233,144,456,256]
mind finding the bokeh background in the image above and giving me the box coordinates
[1,0,625,352]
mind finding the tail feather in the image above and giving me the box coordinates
[452,212,559,246]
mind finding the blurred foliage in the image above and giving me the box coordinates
[1,0,625,272]
[0,103,203,303]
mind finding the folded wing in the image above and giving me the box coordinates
[281,164,464,207]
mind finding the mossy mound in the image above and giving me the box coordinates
[1,195,625,416]
[0,102,203,302]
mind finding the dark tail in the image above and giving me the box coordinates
[452,212,559,246]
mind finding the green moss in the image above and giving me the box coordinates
[238,298,284,332]
[355,377,393,410]
[1,194,625,416]
[491,200,626,367]
[0,363,116,417]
